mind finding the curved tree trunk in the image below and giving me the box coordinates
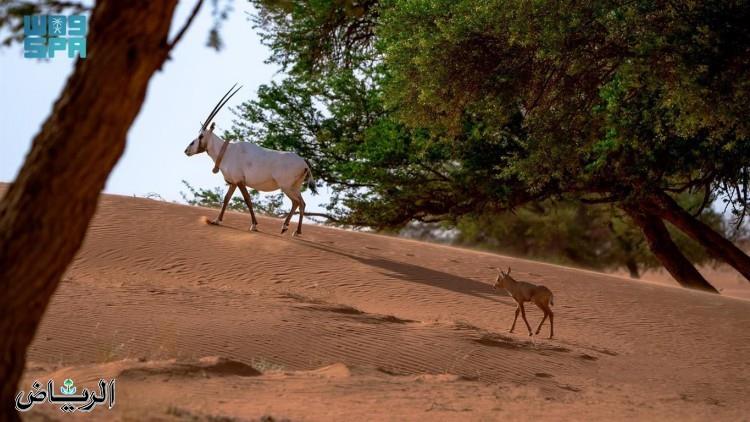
[623,206,718,293]
[647,191,750,282]
[0,1,179,419]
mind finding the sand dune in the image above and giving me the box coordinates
[13,192,750,420]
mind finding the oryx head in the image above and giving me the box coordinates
[184,84,242,156]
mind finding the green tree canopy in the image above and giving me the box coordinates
[382,0,749,204]
[242,0,750,291]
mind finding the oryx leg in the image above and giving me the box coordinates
[211,184,236,225]
[281,191,299,234]
[285,189,306,236]
[237,184,259,231]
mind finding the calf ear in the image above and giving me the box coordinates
[507,266,511,275]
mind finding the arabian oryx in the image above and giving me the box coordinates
[184,84,317,236]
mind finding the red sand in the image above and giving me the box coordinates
[14,192,750,420]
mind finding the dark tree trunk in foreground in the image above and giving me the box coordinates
[0,1,179,419]
[623,207,718,293]
[647,191,750,282]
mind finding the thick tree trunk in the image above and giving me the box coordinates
[625,258,640,279]
[623,207,718,293]
[610,223,640,278]
[646,191,750,282]
[0,1,178,419]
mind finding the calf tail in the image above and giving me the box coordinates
[304,161,318,195]
[549,293,554,307]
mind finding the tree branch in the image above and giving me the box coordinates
[167,0,204,52]
[295,211,341,223]
[692,182,713,217]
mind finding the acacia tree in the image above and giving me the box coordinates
[234,2,534,226]
[378,0,750,292]
[247,0,750,292]
[0,0,211,418]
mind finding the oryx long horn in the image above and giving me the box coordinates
[201,83,236,129]
[201,83,243,131]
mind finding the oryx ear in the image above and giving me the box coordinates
[210,122,216,131]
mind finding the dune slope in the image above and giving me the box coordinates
[15,193,750,421]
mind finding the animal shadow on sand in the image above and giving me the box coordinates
[207,222,509,304]
[453,322,571,355]
[295,239,506,303]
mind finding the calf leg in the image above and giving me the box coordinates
[519,303,533,336]
[212,184,236,225]
[237,184,258,231]
[535,308,549,335]
[548,309,554,339]
[509,306,520,333]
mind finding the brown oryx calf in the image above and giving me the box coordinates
[493,267,555,338]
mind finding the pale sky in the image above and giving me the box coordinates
[0,1,328,211]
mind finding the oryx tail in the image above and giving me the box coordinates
[305,161,318,195]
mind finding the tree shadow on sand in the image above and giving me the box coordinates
[295,239,509,304]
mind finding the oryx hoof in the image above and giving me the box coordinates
[293,231,302,237]
[210,219,222,226]
[249,224,258,232]
[280,226,289,234]
[528,332,533,336]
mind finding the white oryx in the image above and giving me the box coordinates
[184,84,317,236]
